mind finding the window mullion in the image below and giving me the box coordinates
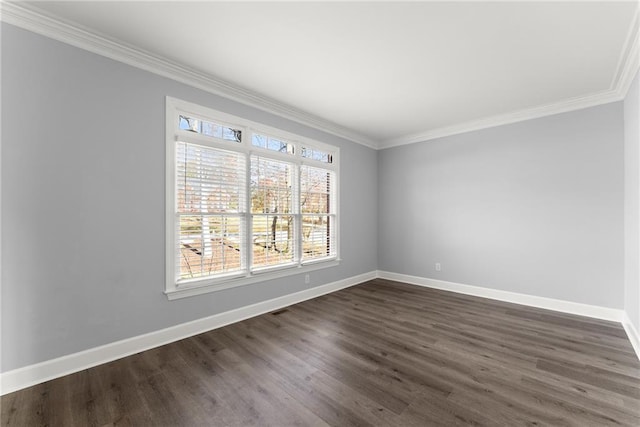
[198,149,205,276]
[294,161,302,265]
[245,150,252,275]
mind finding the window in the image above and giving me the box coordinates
[166,97,339,299]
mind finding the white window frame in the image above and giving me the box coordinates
[166,97,340,300]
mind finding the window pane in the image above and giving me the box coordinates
[252,134,267,148]
[302,215,334,261]
[201,121,223,138]
[252,215,294,268]
[177,142,246,213]
[250,156,292,214]
[267,138,281,151]
[222,127,242,142]
[178,215,243,279]
[301,165,332,214]
[302,146,333,164]
[179,114,241,143]
[252,133,295,154]
[179,115,199,132]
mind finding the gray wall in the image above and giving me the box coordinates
[378,103,625,308]
[0,23,378,372]
[625,69,640,331]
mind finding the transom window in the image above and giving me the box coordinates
[166,97,339,298]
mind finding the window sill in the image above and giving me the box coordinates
[165,259,340,300]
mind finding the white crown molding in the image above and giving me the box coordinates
[380,5,640,150]
[379,88,624,149]
[613,5,640,99]
[0,270,377,395]
[1,2,638,151]
[0,2,379,149]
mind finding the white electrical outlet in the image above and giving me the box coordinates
[305,274,310,284]
[435,263,441,271]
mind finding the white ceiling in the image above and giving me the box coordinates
[14,1,640,148]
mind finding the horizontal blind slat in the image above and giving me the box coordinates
[177,142,246,216]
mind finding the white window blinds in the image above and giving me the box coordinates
[250,156,295,268]
[176,142,246,280]
[301,165,336,261]
[166,97,339,296]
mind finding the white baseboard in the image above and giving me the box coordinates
[376,271,625,322]
[622,312,640,362]
[3,270,636,395]
[0,270,377,396]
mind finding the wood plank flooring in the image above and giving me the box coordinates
[2,278,639,426]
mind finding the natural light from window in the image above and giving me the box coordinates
[166,97,339,299]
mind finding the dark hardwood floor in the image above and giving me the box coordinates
[2,279,639,426]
